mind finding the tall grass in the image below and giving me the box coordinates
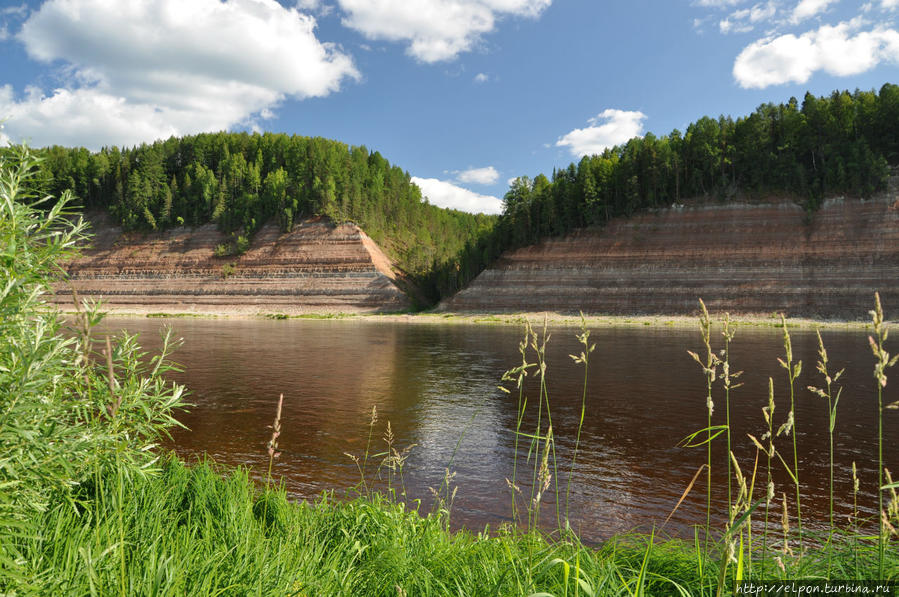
[808,329,844,575]
[685,300,721,552]
[778,315,805,552]
[870,292,898,578]
[565,314,595,528]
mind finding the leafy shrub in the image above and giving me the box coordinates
[213,242,233,257]
[0,145,187,588]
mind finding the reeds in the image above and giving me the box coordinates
[686,299,721,557]
[869,292,897,578]
[807,328,843,575]
[778,314,804,552]
[565,314,595,528]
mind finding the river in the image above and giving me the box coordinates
[92,316,898,544]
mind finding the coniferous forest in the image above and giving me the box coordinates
[35,132,495,302]
[35,84,899,303]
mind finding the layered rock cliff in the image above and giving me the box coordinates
[442,189,899,319]
[53,215,412,314]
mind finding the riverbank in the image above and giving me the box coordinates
[58,303,887,330]
[22,456,894,596]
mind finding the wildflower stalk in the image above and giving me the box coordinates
[778,315,803,552]
[687,299,720,553]
[565,314,594,528]
[869,292,896,578]
[497,322,535,530]
[748,377,776,578]
[721,313,743,518]
[808,329,843,578]
[852,461,860,576]
[265,393,283,496]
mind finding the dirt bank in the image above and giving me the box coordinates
[52,215,411,315]
[441,190,899,320]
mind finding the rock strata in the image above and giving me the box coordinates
[53,215,411,314]
[442,194,899,319]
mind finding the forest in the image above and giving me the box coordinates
[34,84,899,303]
[34,132,494,301]
[493,85,897,249]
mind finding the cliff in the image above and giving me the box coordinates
[52,215,412,314]
[441,188,899,319]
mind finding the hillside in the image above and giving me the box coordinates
[52,214,411,314]
[39,85,899,314]
[37,131,495,302]
[442,182,899,319]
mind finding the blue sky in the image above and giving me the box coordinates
[1,0,898,214]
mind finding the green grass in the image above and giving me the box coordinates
[15,457,896,596]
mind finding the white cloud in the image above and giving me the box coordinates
[555,109,647,158]
[720,2,777,34]
[749,1,778,21]
[694,0,744,6]
[791,0,840,23]
[1,0,358,149]
[0,84,184,149]
[720,18,754,33]
[336,0,552,62]
[733,20,899,88]
[2,4,28,17]
[295,0,334,16]
[474,72,489,83]
[412,176,503,214]
[884,0,899,9]
[456,165,499,184]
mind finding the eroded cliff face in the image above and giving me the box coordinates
[442,191,899,319]
[53,215,411,314]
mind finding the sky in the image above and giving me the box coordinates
[1,0,898,215]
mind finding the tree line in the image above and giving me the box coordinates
[432,85,899,298]
[494,85,897,252]
[34,85,899,305]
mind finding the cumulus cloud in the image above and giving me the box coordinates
[336,0,552,62]
[1,0,358,149]
[733,19,899,88]
[555,109,647,158]
[474,72,489,83]
[412,176,503,214]
[884,0,899,9]
[456,165,499,184]
[0,84,183,148]
[791,0,840,23]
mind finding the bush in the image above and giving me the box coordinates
[0,145,187,589]
[213,242,233,257]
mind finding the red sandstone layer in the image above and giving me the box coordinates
[52,215,411,314]
[442,192,899,319]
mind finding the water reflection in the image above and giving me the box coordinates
[92,317,898,544]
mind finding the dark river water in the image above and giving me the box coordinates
[93,317,898,544]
